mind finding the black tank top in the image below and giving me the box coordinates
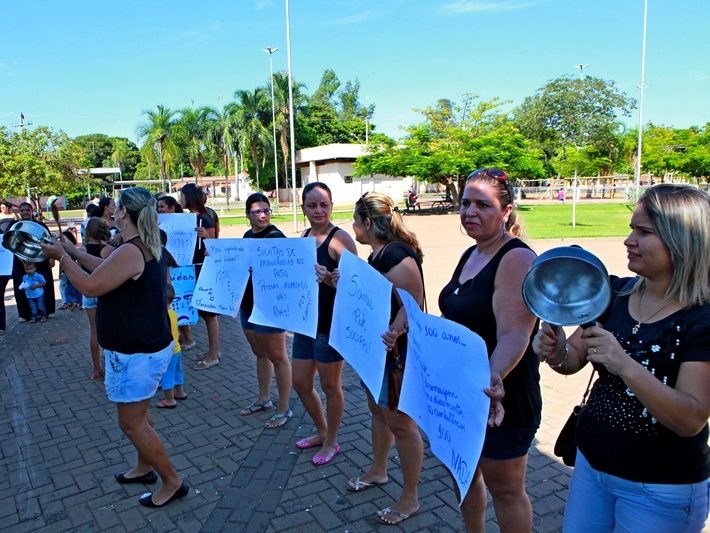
[305,226,340,334]
[82,242,103,274]
[438,239,542,428]
[97,238,172,354]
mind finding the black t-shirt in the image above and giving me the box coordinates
[240,224,286,314]
[368,241,423,371]
[192,212,215,265]
[438,239,542,429]
[577,276,710,484]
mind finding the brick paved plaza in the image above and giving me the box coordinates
[0,214,635,532]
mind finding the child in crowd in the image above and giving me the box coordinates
[58,231,82,310]
[157,283,187,408]
[21,263,47,323]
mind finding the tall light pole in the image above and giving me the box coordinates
[264,47,280,212]
[285,0,298,233]
[635,0,649,199]
[575,64,589,80]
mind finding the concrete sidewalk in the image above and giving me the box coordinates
[0,213,634,532]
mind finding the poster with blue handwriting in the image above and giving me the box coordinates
[169,266,198,326]
[192,239,250,316]
[249,238,318,338]
[329,249,391,401]
[397,289,490,504]
[0,245,12,275]
[158,213,197,266]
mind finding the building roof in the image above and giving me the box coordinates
[296,143,368,167]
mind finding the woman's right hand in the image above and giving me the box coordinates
[532,322,567,364]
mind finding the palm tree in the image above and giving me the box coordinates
[208,103,239,204]
[271,72,308,190]
[136,105,179,190]
[177,106,214,181]
[234,88,271,191]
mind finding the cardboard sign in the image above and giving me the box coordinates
[192,239,250,316]
[169,266,198,326]
[158,213,198,266]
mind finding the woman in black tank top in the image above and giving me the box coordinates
[438,168,540,531]
[291,183,358,465]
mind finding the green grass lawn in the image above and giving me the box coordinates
[59,202,636,240]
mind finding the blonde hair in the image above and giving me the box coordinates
[639,184,710,306]
[355,192,423,262]
[84,217,111,242]
[116,188,162,260]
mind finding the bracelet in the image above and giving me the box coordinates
[59,253,70,265]
[548,346,569,370]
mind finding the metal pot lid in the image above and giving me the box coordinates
[2,221,51,263]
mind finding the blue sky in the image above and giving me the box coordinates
[1,0,708,145]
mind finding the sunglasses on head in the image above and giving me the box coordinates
[467,168,509,183]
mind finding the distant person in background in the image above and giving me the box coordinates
[12,202,56,321]
[558,188,566,202]
[0,201,18,220]
[157,196,184,215]
[58,231,82,310]
[81,203,100,239]
[90,193,101,206]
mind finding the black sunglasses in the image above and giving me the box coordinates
[467,167,509,182]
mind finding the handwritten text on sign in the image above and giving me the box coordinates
[329,249,391,401]
[158,213,197,266]
[249,238,317,338]
[169,266,198,326]
[192,239,250,316]
[397,289,490,504]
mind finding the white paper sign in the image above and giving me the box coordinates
[169,266,198,326]
[329,249,391,401]
[249,238,318,337]
[0,245,12,275]
[397,289,491,504]
[192,239,250,316]
[158,213,198,266]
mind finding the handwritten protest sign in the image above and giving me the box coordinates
[329,249,391,401]
[249,238,318,337]
[158,213,197,266]
[169,266,198,326]
[192,239,250,316]
[397,289,490,504]
[0,245,12,275]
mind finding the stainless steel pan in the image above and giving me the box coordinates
[1,220,52,262]
[522,246,611,327]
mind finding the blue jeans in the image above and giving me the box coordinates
[565,451,709,532]
[28,297,46,319]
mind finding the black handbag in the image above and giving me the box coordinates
[554,369,596,467]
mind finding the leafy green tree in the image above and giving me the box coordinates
[271,72,308,189]
[208,103,239,203]
[234,88,271,190]
[0,126,91,215]
[74,134,114,168]
[176,106,214,180]
[514,75,636,175]
[136,105,180,189]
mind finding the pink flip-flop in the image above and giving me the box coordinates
[295,438,323,450]
[312,444,340,466]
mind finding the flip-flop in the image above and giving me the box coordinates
[175,395,188,401]
[194,351,220,362]
[347,476,388,492]
[240,400,273,416]
[193,359,220,370]
[181,340,196,351]
[312,444,340,466]
[90,370,105,381]
[295,438,323,449]
[264,409,292,429]
[156,400,177,409]
[376,506,419,525]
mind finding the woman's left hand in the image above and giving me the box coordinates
[582,325,630,376]
[196,226,208,238]
[484,372,505,427]
[381,327,398,351]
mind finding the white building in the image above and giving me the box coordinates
[296,143,413,205]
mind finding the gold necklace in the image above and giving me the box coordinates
[632,288,674,335]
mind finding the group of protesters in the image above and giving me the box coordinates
[0,173,705,530]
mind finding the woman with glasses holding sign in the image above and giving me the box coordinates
[438,168,540,532]
[533,184,710,532]
[238,193,293,429]
[292,183,358,465]
[348,192,425,526]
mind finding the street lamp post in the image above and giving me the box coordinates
[575,64,589,80]
[635,0,649,198]
[285,0,298,233]
[264,47,280,213]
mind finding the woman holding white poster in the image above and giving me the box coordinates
[438,168,540,532]
[292,183,358,465]
[347,191,425,526]
[238,193,293,429]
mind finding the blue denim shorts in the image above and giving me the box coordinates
[362,374,390,408]
[105,342,173,403]
[83,295,98,309]
[292,332,343,363]
[239,309,284,334]
[481,422,539,460]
